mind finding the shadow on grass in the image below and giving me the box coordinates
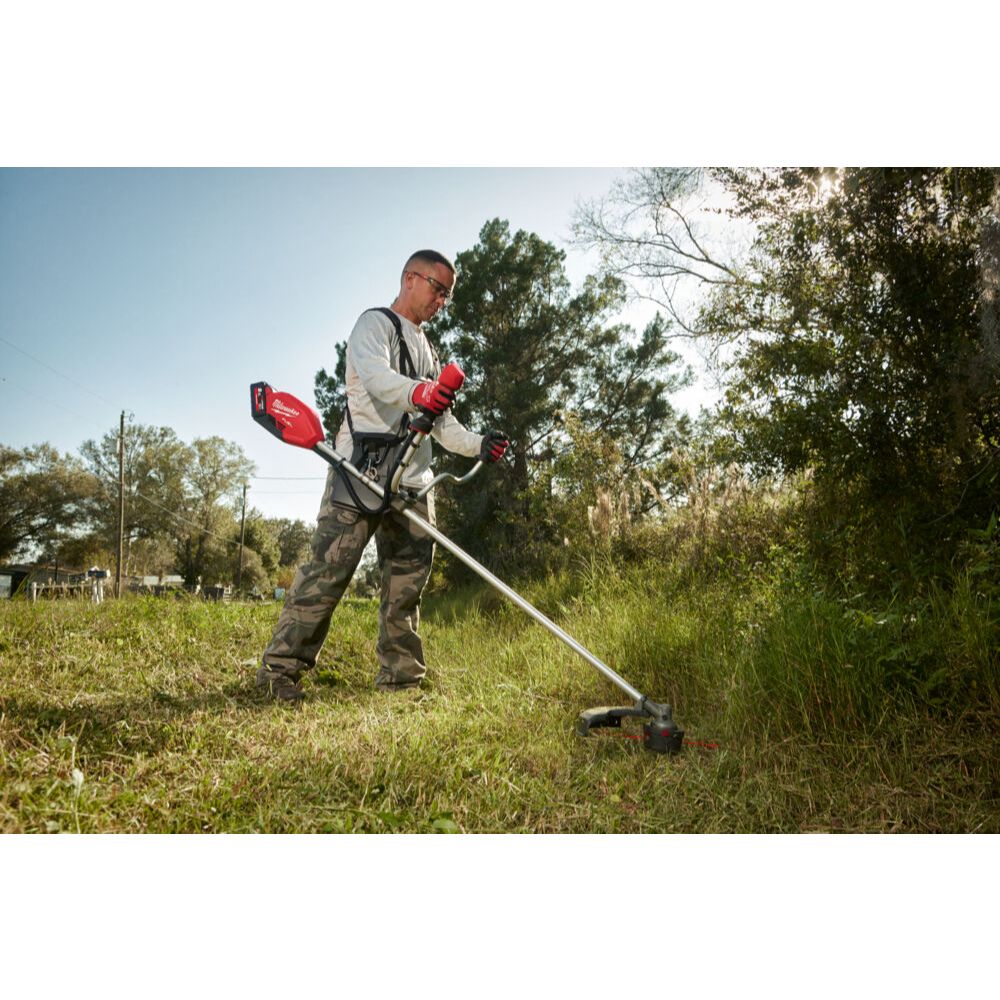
[1,681,281,759]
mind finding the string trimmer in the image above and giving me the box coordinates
[250,373,685,754]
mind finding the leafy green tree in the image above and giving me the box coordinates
[232,546,271,592]
[577,168,1000,558]
[708,169,999,531]
[314,343,348,439]
[53,534,116,573]
[79,423,191,574]
[237,513,282,582]
[579,311,692,475]
[54,533,176,578]
[427,218,690,572]
[193,510,240,587]
[174,437,255,585]
[266,517,313,567]
[0,444,95,562]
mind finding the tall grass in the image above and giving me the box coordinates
[1,489,997,833]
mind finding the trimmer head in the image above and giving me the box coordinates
[577,698,684,754]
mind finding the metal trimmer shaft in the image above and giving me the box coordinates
[315,441,684,753]
[315,440,644,701]
[251,379,684,753]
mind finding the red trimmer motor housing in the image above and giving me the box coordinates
[250,382,326,449]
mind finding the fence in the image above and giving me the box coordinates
[28,580,108,602]
[12,580,254,603]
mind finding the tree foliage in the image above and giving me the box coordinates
[314,343,348,439]
[577,168,1000,559]
[713,169,998,527]
[69,424,256,583]
[79,423,190,562]
[268,517,313,567]
[0,444,95,562]
[2,418,310,588]
[426,218,691,572]
[172,436,255,585]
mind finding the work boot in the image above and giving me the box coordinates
[257,665,305,703]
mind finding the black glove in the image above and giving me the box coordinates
[479,430,509,463]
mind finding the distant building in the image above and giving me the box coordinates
[0,562,88,598]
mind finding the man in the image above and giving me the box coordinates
[257,250,509,702]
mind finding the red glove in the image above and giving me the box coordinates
[479,430,509,463]
[411,378,456,416]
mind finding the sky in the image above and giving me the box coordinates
[0,167,717,525]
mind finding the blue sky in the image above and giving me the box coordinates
[0,168,713,523]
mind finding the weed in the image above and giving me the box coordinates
[2,558,997,834]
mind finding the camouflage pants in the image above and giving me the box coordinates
[262,488,436,689]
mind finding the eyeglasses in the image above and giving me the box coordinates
[407,270,453,304]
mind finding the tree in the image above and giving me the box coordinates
[53,533,117,573]
[237,513,282,581]
[576,168,1000,553]
[174,437,255,585]
[709,169,999,529]
[79,423,191,574]
[577,311,692,473]
[266,517,313,567]
[0,444,95,562]
[426,218,690,572]
[573,167,741,336]
[314,343,348,440]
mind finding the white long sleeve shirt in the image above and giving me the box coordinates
[332,308,483,490]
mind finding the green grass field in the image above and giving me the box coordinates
[2,559,998,833]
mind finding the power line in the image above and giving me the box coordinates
[132,489,243,548]
[250,475,326,480]
[0,374,117,437]
[0,334,120,409]
[93,474,243,549]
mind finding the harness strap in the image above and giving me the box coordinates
[371,307,418,380]
[344,307,420,444]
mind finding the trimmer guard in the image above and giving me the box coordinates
[577,698,684,754]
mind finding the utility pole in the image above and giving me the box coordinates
[116,410,125,598]
[236,482,248,592]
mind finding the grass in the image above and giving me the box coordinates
[1,559,998,833]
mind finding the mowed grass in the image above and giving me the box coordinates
[2,566,998,833]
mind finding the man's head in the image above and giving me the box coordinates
[394,249,456,324]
